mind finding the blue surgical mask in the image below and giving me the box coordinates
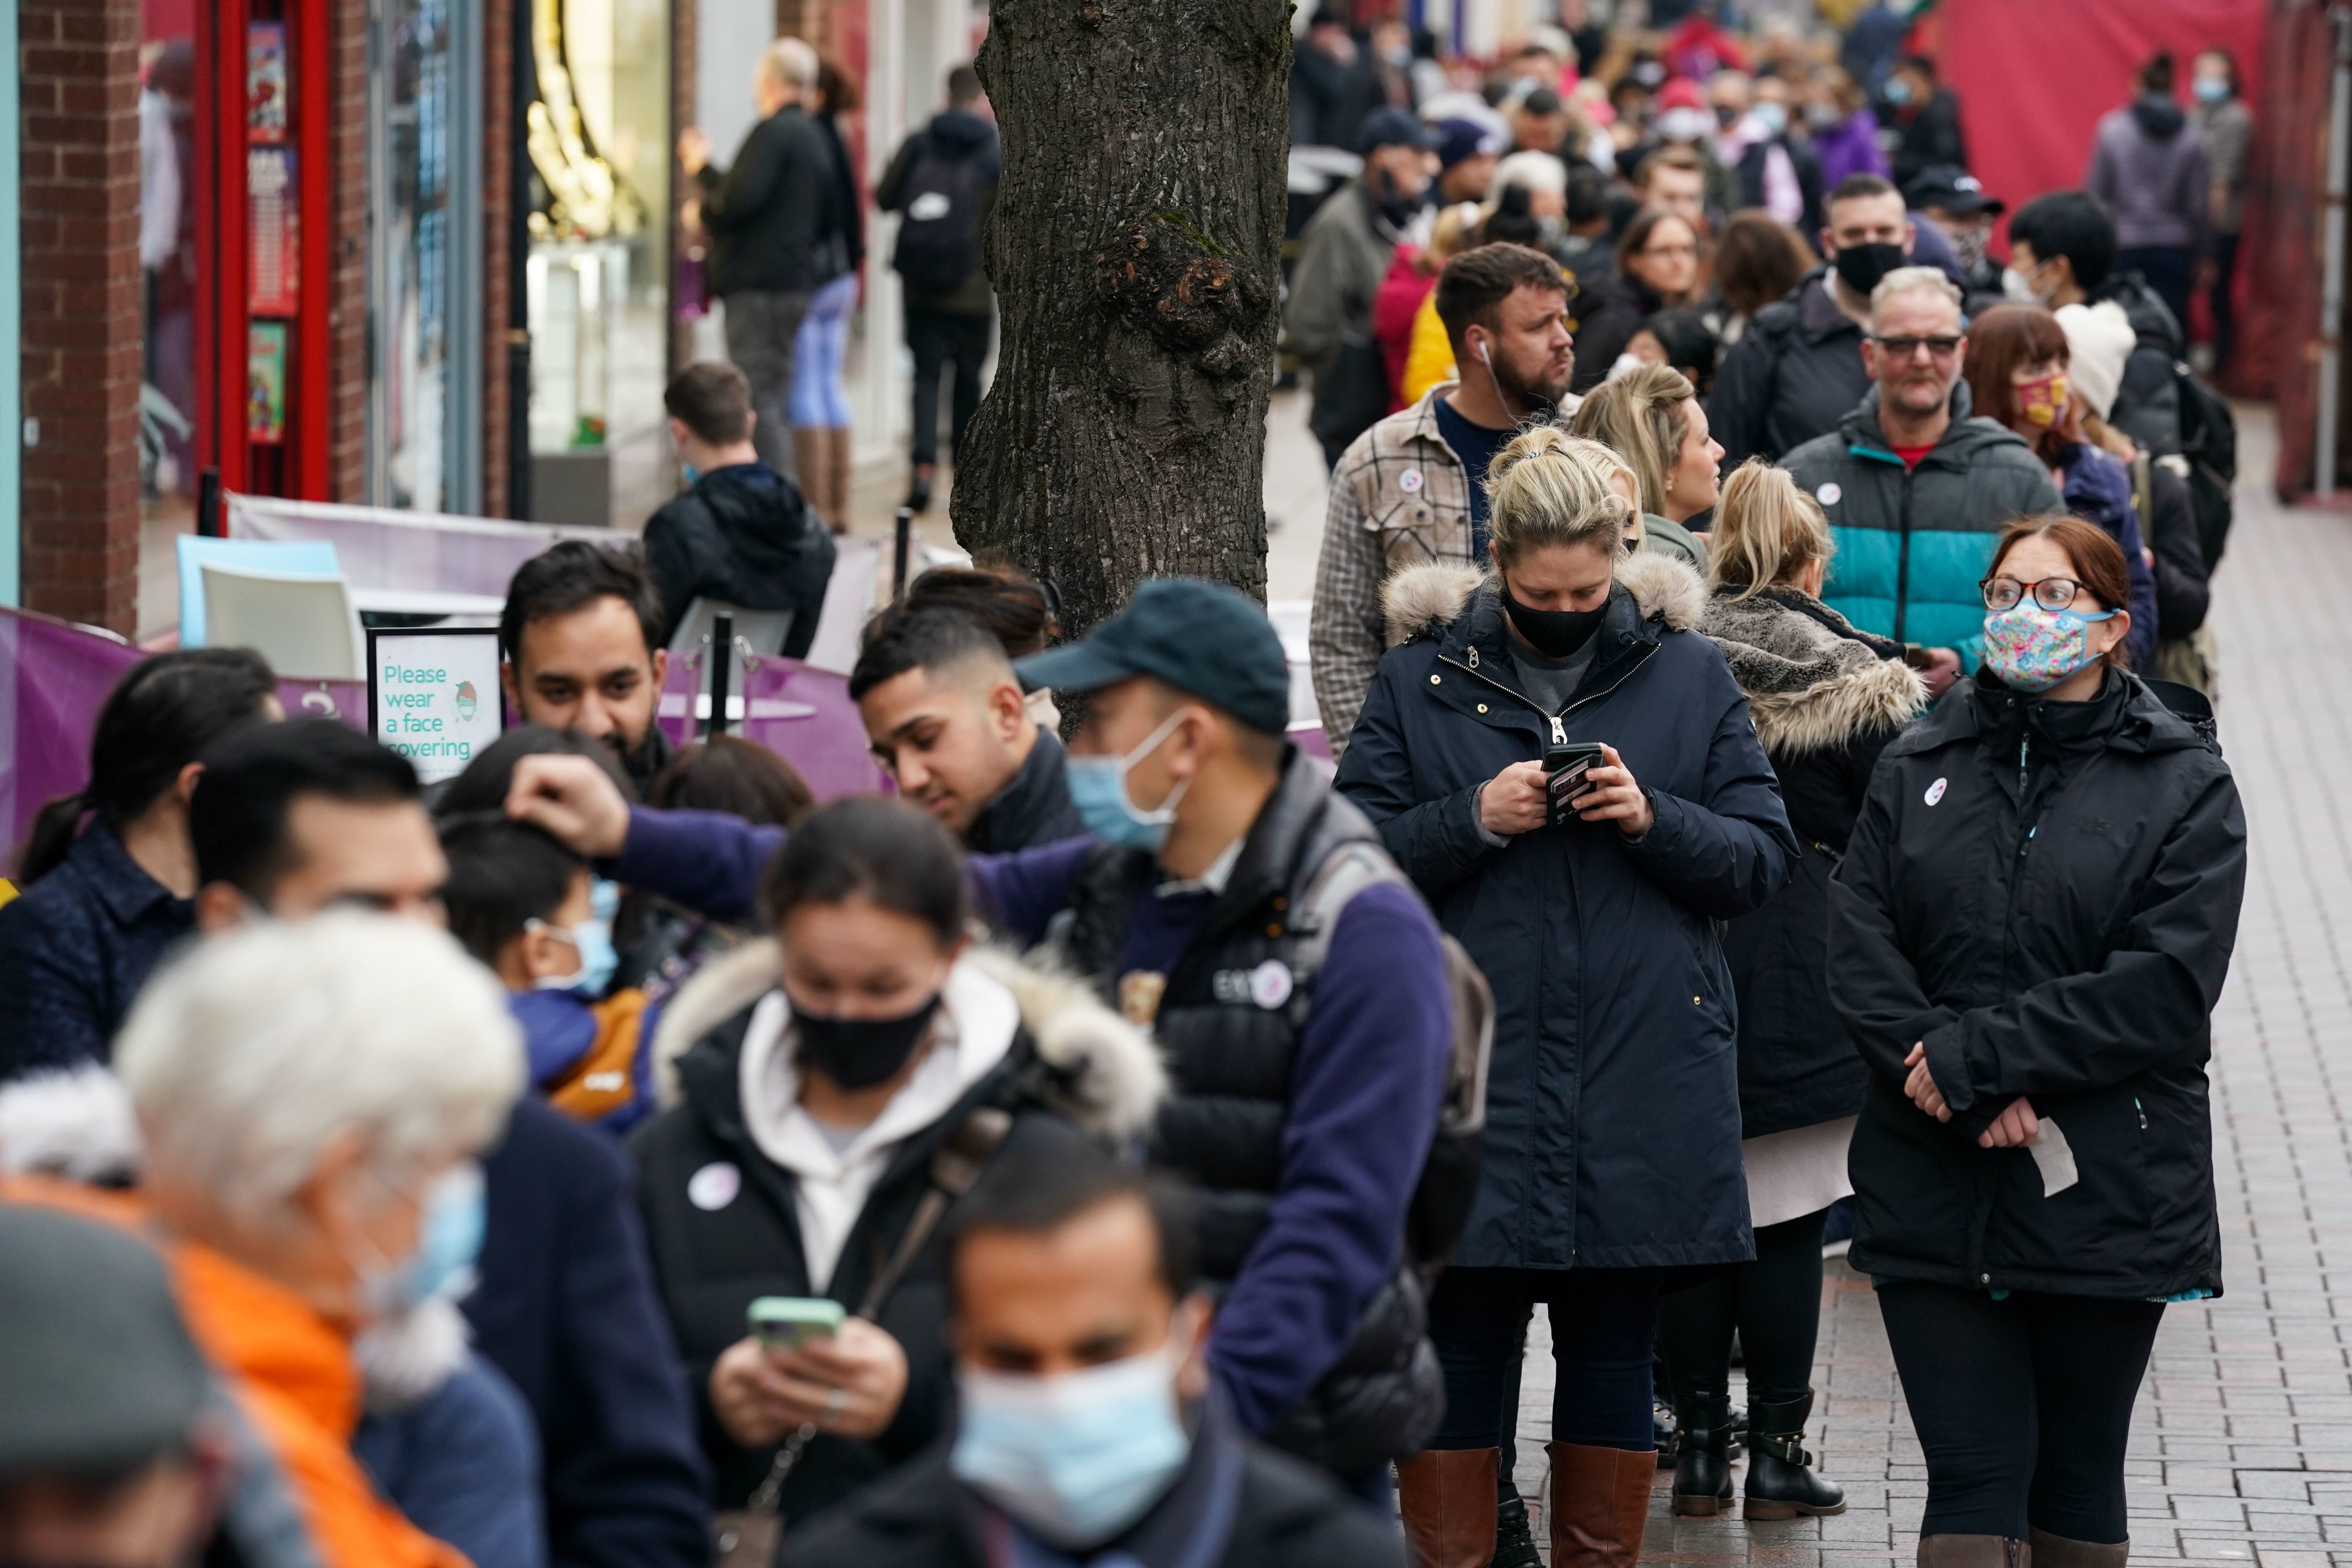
[589,877,621,923]
[2194,75,2230,104]
[951,1333,1194,1548]
[1751,101,1788,137]
[532,915,619,996]
[681,463,701,486]
[1884,76,1915,106]
[1064,709,1192,853]
[358,1163,488,1318]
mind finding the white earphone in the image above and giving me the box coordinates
[1478,340,1493,365]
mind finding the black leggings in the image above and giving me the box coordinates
[1656,1208,1828,1408]
[1428,1266,1662,1452]
[1877,1281,2165,1543]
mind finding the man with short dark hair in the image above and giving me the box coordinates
[505,579,1462,1497]
[876,65,1000,515]
[1635,144,1709,232]
[848,604,1084,851]
[1310,242,1571,754]
[2007,189,2187,458]
[788,1128,1404,1567]
[499,542,672,795]
[1882,54,1967,191]
[1711,172,1922,467]
[183,718,713,1568]
[642,362,836,659]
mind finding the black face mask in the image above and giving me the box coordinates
[1501,578,1608,659]
[792,992,943,1090]
[1369,164,1429,230]
[1832,240,1907,298]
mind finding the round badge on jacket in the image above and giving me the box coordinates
[1400,468,1424,493]
[1925,777,1948,806]
[1250,960,1294,1010]
[687,1161,742,1212]
[1817,481,1842,506]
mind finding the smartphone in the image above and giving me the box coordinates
[1542,742,1607,827]
[748,1296,845,1351]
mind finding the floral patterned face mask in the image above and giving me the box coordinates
[2013,372,2069,428]
[1982,602,2117,692]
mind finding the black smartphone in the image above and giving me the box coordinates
[1542,742,1607,826]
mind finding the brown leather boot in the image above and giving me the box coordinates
[1544,1442,1653,1568]
[1395,1447,1497,1568]
[1918,1535,2033,1568]
[791,428,829,523]
[824,426,853,534]
[2027,1529,2124,1568]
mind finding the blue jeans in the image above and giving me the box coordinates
[789,273,857,429]
[1427,1265,1663,1452]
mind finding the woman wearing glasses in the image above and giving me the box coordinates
[1567,206,1708,394]
[1829,515,2246,1568]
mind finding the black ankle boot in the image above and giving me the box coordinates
[1670,1391,1735,1517]
[1493,1473,1541,1568]
[1743,1390,1846,1520]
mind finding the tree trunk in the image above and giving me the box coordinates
[954,0,1291,635]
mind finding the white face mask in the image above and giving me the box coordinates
[2003,263,2056,307]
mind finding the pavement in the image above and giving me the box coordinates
[1399,403,2342,1568]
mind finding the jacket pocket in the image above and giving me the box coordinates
[1368,490,1454,572]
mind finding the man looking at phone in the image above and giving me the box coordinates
[789,1128,1403,1566]
[502,579,1462,1499]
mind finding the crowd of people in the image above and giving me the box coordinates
[0,9,2261,1568]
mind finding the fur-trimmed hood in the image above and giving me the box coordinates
[649,939,1165,1142]
[1700,588,1926,755]
[1379,549,1708,647]
[0,1063,142,1185]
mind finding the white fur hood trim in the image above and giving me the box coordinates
[1380,550,1708,645]
[649,939,1165,1141]
[0,1064,142,1184]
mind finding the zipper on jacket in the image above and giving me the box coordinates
[2018,733,2030,800]
[1551,714,1568,747]
[1892,467,1915,644]
[1438,640,1657,723]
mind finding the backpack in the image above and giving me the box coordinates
[2171,358,2237,571]
[890,133,984,294]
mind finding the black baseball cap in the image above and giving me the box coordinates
[1358,107,1440,157]
[1015,579,1289,736]
[0,1205,210,1478]
[1904,164,2004,217]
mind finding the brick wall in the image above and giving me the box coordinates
[328,0,367,502]
[18,0,142,633]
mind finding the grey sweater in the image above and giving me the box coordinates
[2086,96,2211,254]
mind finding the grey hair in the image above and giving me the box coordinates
[114,912,525,1219]
[1870,265,1963,328]
[1492,150,1568,197]
[760,37,821,93]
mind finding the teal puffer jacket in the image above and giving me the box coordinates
[1781,384,2061,663]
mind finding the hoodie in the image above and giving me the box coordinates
[2086,94,2210,254]
[874,110,1001,316]
[641,462,836,657]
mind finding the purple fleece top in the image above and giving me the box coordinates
[609,805,1454,1436]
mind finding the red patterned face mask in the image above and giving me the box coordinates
[2013,372,2069,429]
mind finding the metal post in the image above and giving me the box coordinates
[2319,3,2352,496]
[705,611,733,738]
[893,506,913,600]
[197,468,222,538]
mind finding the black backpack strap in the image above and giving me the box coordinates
[854,1105,1014,1320]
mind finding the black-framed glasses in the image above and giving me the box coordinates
[1871,334,1964,359]
[1981,576,2083,612]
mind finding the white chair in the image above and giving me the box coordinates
[668,597,797,658]
[200,561,365,680]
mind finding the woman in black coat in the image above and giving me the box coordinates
[1661,462,1926,1521]
[1336,427,1794,1568]
[628,797,1161,1533]
[1829,516,2246,1568]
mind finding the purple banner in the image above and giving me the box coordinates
[657,651,887,803]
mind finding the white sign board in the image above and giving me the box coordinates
[367,627,505,784]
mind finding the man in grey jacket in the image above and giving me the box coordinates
[2085,50,2208,336]
[679,38,845,479]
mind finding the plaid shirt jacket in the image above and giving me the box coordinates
[1309,384,1476,757]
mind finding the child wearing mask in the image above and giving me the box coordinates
[440,813,659,1132]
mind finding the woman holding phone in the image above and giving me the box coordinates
[628,796,1161,1527]
[1336,425,1796,1568]
[1830,517,2246,1568]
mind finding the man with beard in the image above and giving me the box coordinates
[499,542,673,796]
[1310,242,1573,754]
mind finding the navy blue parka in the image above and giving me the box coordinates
[1336,554,1797,1271]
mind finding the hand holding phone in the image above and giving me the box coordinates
[748,1295,845,1352]
[1542,742,1607,827]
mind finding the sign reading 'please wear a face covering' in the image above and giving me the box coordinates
[367,627,505,785]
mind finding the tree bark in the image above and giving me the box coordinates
[955,0,1290,634]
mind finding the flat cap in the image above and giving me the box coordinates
[1016,579,1289,737]
[0,1205,209,1478]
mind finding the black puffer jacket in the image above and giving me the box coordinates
[628,944,1162,1520]
[641,463,836,655]
[1708,269,1870,469]
[1828,670,2247,1298]
[1699,588,1924,1138]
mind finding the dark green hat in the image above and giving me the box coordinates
[0,1205,210,1478]
[1015,579,1289,736]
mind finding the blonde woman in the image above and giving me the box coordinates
[1568,362,1721,571]
[1338,426,1796,1568]
[1658,461,1925,1522]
